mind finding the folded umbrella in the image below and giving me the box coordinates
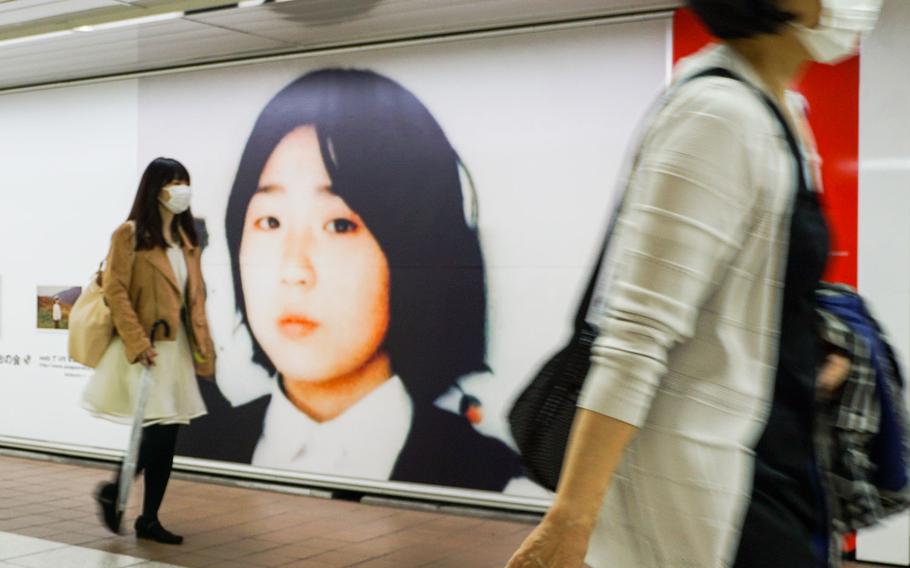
[116,319,170,527]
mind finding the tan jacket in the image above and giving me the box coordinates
[103,221,215,377]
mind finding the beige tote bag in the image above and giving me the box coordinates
[68,266,113,368]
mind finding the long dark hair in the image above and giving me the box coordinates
[687,0,795,39]
[128,157,199,250]
[226,68,487,403]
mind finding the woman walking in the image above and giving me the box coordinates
[506,0,880,566]
[83,157,216,545]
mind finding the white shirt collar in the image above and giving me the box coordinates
[252,375,414,480]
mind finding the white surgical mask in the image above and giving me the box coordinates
[792,0,883,64]
[161,184,192,214]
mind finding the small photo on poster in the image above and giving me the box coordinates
[36,285,81,331]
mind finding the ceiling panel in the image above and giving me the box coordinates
[0,16,288,84]
[189,0,677,46]
[0,0,679,90]
[120,0,196,6]
[0,0,117,26]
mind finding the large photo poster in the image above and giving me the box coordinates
[0,17,669,502]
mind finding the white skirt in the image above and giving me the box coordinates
[82,323,207,426]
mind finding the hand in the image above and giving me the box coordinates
[138,347,157,368]
[194,347,215,381]
[505,512,591,568]
[818,353,850,394]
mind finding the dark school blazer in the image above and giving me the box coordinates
[176,380,525,492]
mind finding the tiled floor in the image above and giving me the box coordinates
[0,454,536,567]
[0,531,184,567]
[0,454,898,567]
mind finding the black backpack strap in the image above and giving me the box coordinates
[573,67,808,330]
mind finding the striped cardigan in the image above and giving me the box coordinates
[578,44,811,567]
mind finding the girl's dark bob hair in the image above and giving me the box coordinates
[226,68,487,403]
[687,0,796,40]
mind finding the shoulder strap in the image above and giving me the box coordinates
[573,67,807,329]
[695,68,808,193]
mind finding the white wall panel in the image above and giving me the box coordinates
[857,0,910,564]
[0,17,669,508]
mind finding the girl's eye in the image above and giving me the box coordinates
[254,216,280,230]
[325,218,359,234]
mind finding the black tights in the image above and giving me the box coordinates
[115,424,179,522]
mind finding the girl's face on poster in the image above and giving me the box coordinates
[239,125,391,384]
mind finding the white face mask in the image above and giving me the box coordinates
[792,0,883,64]
[160,184,192,214]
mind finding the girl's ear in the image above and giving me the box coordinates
[458,163,479,230]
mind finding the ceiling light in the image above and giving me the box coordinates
[74,11,183,33]
[237,0,266,7]
[0,30,74,47]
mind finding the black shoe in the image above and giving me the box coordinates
[94,482,122,534]
[135,516,183,545]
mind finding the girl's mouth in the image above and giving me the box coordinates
[277,315,319,339]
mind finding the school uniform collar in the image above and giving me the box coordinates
[252,375,414,480]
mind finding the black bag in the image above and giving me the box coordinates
[507,303,602,491]
[508,67,807,491]
[506,224,609,491]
